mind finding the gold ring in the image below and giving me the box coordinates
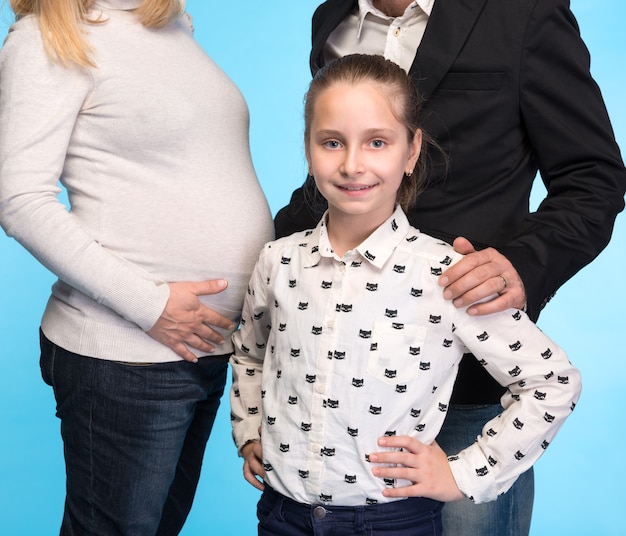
[499,275,507,290]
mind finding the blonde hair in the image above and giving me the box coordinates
[10,0,184,67]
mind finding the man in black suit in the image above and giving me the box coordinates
[274,1,626,534]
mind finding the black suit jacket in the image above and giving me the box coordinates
[274,0,626,402]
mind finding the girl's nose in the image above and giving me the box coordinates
[340,147,365,177]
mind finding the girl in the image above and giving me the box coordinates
[0,0,273,533]
[230,54,581,536]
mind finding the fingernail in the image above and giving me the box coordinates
[439,276,448,286]
[443,290,453,300]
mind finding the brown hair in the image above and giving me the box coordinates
[304,54,432,211]
[10,0,183,67]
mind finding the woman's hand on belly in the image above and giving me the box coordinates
[147,279,235,362]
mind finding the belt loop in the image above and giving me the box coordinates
[275,492,286,522]
[354,505,365,532]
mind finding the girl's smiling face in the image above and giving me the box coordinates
[307,80,421,230]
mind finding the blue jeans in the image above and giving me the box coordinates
[257,485,443,536]
[436,404,534,536]
[39,331,228,536]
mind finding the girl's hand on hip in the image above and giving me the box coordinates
[369,436,464,502]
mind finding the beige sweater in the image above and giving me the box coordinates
[0,2,273,362]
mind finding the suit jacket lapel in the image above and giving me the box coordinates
[311,0,359,74]
[412,0,488,98]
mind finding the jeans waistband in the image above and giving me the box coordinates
[262,485,443,524]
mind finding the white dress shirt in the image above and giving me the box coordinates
[231,207,580,505]
[324,0,435,72]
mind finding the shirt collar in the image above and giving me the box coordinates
[313,205,414,270]
[356,0,434,38]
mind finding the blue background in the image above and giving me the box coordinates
[0,1,624,534]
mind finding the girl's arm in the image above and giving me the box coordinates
[370,306,581,504]
[230,251,271,457]
[446,307,581,503]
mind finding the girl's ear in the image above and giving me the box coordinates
[305,141,313,175]
[406,129,422,174]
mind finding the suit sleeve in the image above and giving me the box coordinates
[274,175,327,238]
[499,0,626,318]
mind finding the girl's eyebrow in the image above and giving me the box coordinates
[313,129,342,138]
[363,128,397,137]
[313,128,397,137]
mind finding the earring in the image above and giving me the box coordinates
[405,169,414,177]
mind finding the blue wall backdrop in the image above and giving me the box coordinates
[0,1,624,534]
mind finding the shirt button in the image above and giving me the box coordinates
[393,27,401,37]
[313,506,327,519]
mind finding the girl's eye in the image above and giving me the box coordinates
[371,139,385,149]
[323,140,341,149]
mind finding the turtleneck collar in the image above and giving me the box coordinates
[95,0,144,10]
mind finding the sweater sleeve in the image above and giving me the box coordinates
[0,19,169,331]
[447,306,582,504]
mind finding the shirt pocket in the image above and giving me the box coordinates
[367,322,428,385]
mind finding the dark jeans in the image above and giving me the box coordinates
[40,331,228,536]
[257,485,443,536]
[436,404,534,536]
